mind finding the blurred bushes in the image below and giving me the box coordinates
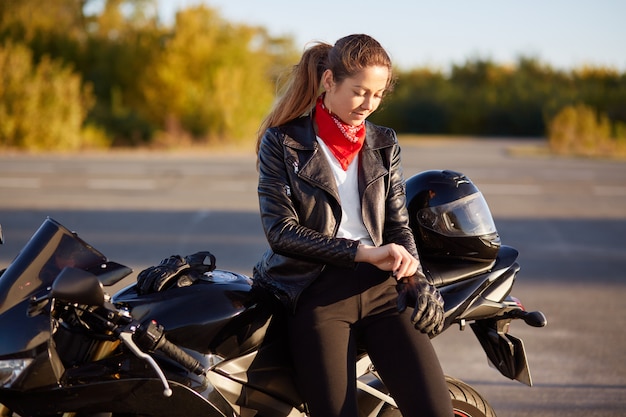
[548,104,626,157]
[372,58,626,138]
[139,6,278,145]
[0,0,624,156]
[0,0,295,151]
[0,41,101,151]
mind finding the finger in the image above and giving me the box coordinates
[434,309,444,334]
[414,267,427,280]
[392,259,408,279]
[391,255,404,276]
[415,303,436,331]
[410,294,427,324]
[404,256,420,278]
[420,306,439,334]
[394,259,411,279]
[428,308,444,336]
[420,318,434,335]
[394,253,420,279]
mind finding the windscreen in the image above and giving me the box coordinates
[0,218,106,315]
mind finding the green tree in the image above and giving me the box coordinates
[374,56,626,141]
[81,0,162,145]
[140,5,281,145]
[0,0,162,147]
[0,41,98,150]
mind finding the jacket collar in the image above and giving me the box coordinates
[280,115,394,199]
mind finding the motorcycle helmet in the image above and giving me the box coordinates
[406,170,500,263]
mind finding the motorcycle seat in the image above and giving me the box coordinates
[424,259,496,287]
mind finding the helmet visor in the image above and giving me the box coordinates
[417,192,497,237]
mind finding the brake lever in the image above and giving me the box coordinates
[118,331,172,397]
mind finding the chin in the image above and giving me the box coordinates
[350,115,367,125]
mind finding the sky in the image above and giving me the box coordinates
[157,0,625,72]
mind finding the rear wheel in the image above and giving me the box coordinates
[377,376,496,417]
[447,376,496,417]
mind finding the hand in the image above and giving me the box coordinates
[396,272,445,336]
[355,243,420,279]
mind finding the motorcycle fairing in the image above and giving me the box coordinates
[438,246,519,326]
[0,298,50,357]
[112,273,274,359]
[210,334,304,408]
[0,378,227,417]
[208,370,305,417]
[113,274,311,415]
[454,262,519,322]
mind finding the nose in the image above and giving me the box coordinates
[361,95,375,111]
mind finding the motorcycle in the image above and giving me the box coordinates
[0,172,546,417]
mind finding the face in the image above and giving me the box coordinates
[322,65,389,126]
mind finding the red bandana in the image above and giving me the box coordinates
[314,95,366,170]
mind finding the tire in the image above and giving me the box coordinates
[376,376,497,417]
[447,376,496,417]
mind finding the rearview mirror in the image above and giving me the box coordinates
[87,261,133,287]
[51,267,105,306]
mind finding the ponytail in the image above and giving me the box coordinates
[256,42,331,153]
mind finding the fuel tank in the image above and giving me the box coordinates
[112,270,277,359]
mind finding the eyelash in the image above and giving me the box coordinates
[355,91,384,99]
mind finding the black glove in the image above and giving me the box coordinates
[396,272,445,336]
[137,251,216,294]
[137,255,189,294]
[184,251,216,274]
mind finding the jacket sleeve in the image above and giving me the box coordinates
[382,142,420,259]
[257,128,360,267]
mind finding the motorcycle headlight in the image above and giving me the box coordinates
[0,359,33,387]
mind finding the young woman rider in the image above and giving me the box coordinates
[253,34,453,417]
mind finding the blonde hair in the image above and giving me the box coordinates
[256,34,394,153]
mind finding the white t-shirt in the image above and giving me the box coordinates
[316,137,374,246]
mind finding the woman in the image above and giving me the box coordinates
[254,34,453,417]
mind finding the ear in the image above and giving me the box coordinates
[322,69,334,92]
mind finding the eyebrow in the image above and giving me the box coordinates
[353,84,387,93]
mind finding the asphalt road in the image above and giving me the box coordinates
[1,138,625,416]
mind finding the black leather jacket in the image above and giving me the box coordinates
[253,114,418,311]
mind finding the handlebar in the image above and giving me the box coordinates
[118,319,207,397]
[157,336,205,376]
[133,319,206,376]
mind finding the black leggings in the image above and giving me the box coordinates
[287,263,453,417]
